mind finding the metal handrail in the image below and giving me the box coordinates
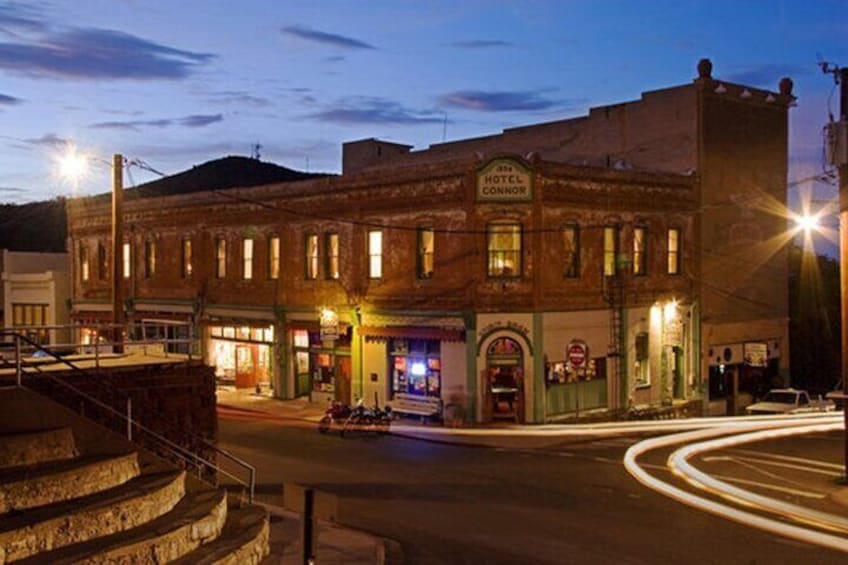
[4,331,255,502]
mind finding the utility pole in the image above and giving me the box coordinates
[822,62,848,480]
[112,154,124,345]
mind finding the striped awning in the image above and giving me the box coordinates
[360,326,465,342]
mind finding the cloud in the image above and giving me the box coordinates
[207,91,270,107]
[90,119,172,131]
[282,25,376,50]
[0,93,21,105]
[90,113,223,131]
[439,90,565,112]
[450,40,513,49]
[0,26,214,80]
[179,113,223,127]
[23,133,69,146]
[324,55,346,63]
[724,63,811,88]
[0,186,27,195]
[0,3,46,35]
[308,97,444,125]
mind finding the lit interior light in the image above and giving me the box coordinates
[410,362,426,376]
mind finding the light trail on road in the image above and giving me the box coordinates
[624,414,848,553]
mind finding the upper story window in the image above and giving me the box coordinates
[305,234,319,280]
[79,243,89,282]
[268,236,280,280]
[487,223,521,278]
[633,227,647,276]
[368,230,383,279]
[144,240,156,279]
[242,238,254,280]
[182,238,193,278]
[417,227,434,279]
[562,224,579,278]
[603,226,619,276]
[122,242,131,279]
[325,233,339,280]
[215,237,227,278]
[97,242,107,280]
[667,228,681,275]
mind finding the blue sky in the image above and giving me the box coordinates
[0,0,846,216]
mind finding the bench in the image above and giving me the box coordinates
[389,393,442,421]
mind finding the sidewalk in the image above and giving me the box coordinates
[217,387,848,556]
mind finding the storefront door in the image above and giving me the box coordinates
[235,345,256,388]
[485,337,524,423]
[335,356,351,404]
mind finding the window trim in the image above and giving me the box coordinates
[122,242,131,279]
[79,243,89,282]
[215,237,227,279]
[562,223,580,279]
[603,225,619,277]
[305,234,319,280]
[268,236,280,280]
[667,228,681,275]
[368,229,383,279]
[325,232,339,280]
[486,222,522,278]
[242,237,254,280]
[182,238,193,279]
[417,226,434,280]
[633,226,647,276]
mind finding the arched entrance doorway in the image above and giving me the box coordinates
[485,337,524,422]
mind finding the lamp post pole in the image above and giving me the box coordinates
[839,67,848,480]
[111,154,124,343]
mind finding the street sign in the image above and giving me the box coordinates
[567,340,588,368]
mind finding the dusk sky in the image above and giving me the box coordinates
[1,0,846,216]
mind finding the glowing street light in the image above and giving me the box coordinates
[794,212,821,234]
[60,149,126,334]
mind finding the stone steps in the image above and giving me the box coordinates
[0,469,186,562]
[0,428,78,470]
[0,451,140,513]
[0,387,270,564]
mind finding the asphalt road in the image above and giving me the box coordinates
[218,416,846,564]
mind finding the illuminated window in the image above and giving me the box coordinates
[417,227,434,279]
[562,224,579,278]
[12,304,49,344]
[79,243,89,282]
[325,233,339,279]
[603,226,618,276]
[368,230,383,279]
[97,242,107,280]
[667,228,680,275]
[144,240,156,278]
[633,227,647,276]
[242,238,254,280]
[487,223,521,277]
[216,237,227,278]
[305,234,319,279]
[268,236,280,280]
[122,242,131,279]
[182,238,192,278]
[635,332,650,386]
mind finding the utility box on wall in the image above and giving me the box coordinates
[826,121,848,167]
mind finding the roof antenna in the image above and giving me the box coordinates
[251,143,262,160]
[442,113,448,142]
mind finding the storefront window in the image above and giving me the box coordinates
[390,338,441,397]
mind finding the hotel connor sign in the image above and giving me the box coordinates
[476,158,533,202]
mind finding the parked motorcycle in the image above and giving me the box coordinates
[318,400,351,434]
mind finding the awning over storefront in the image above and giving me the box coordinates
[360,326,465,342]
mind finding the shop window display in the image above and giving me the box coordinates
[390,338,441,397]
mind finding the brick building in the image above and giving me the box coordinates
[66,60,794,422]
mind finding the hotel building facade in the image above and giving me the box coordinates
[66,60,794,423]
